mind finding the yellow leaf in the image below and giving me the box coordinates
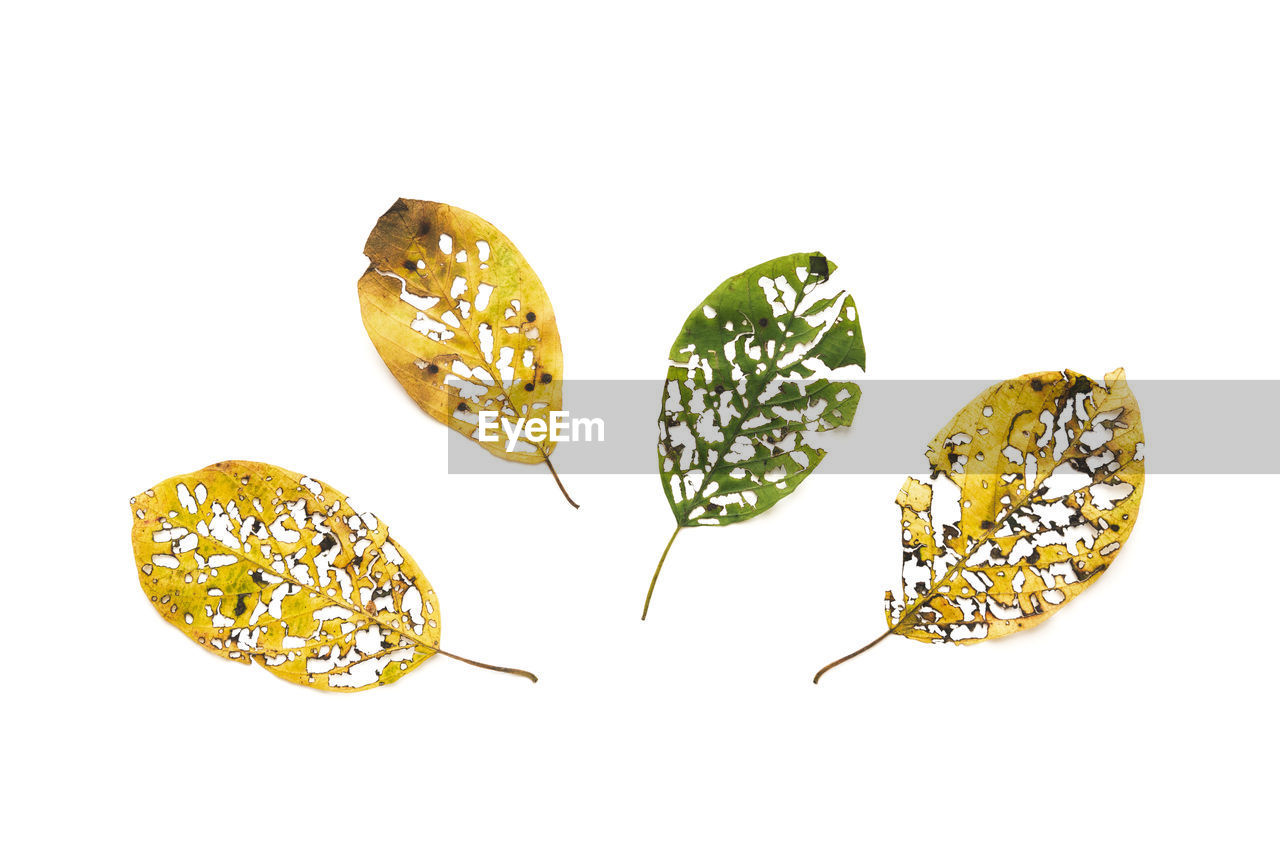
[359,199,576,506]
[816,369,1143,681]
[131,461,536,690]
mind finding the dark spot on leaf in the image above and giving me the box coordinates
[809,255,829,278]
[426,363,440,374]
[526,312,536,322]
[1031,378,1044,391]
[233,594,249,617]
[714,384,724,394]
[540,373,552,384]
[457,402,469,412]
[403,260,417,271]
[758,317,769,327]
[980,520,995,530]
[524,382,535,391]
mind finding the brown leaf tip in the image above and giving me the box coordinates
[364,198,442,269]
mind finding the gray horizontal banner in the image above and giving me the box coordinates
[445,379,1279,475]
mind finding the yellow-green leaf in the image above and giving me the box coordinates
[815,369,1143,681]
[358,199,576,506]
[131,461,536,690]
[643,252,864,619]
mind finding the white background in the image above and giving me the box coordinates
[3,2,1277,850]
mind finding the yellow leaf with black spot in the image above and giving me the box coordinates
[131,461,536,690]
[815,369,1143,682]
[358,199,576,506]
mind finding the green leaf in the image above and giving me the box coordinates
[644,252,865,618]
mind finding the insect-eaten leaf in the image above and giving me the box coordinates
[359,199,577,507]
[645,252,865,619]
[131,461,536,690]
[814,368,1144,682]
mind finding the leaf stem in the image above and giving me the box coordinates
[641,526,682,620]
[427,645,538,683]
[542,455,579,509]
[812,627,894,684]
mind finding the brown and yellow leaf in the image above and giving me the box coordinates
[359,199,575,504]
[131,461,535,690]
[815,368,1143,681]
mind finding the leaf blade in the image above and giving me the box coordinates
[887,368,1145,644]
[359,199,565,465]
[657,252,864,527]
[132,461,445,691]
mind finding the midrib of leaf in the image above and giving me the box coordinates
[891,440,1140,636]
[322,643,420,677]
[701,444,826,482]
[405,262,498,373]
[153,526,436,657]
[154,526,536,682]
